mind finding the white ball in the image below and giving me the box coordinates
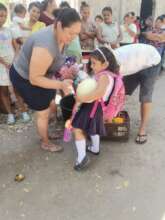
[76,78,97,98]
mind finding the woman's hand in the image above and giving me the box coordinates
[61,79,73,95]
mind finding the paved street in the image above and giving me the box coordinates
[0,73,165,220]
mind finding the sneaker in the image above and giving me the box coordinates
[22,112,31,123]
[7,114,15,125]
[74,155,90,171]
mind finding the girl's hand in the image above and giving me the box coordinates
[75,95,82,103]
[0,58,11,70]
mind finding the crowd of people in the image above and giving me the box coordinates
[0,0,165,170]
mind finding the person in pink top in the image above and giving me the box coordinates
[39,0,57,26]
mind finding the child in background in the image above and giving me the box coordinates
[129,12,140,42]
[27,2,45,34]
[0,3,30,124]
[120,13,137,46]
[154,16,165,57]
[0,3,16,124]
[96,7,122,49]
[79,1,96,51]
[142,16,165,56]
[95,15,103,27]
[11,4,31,44]
[72,47,119,171]
[94,15,103,47]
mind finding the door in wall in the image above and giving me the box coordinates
[140,0,154,20]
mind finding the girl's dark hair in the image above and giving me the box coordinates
[14,4,26,14]
[28,1,41,12]
[136,16,140,21]
[124,12,132,20]
[59,1,71,9]
[0,3,7,11]
[41,0,53,11]
[90,47,119,73]
[129,11,135,16]
[95,15,103,21]
[156,15,164,22]
[55,8,81,28]
[102,6,112,15]
[80,1,89,11]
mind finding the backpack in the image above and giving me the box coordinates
[90,71,125,122]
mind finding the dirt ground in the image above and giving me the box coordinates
[0,72,165,220]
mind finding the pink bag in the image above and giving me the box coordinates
[90,71,125,121]
[63,104,77,142]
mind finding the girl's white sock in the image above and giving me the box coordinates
[89,135,100,153]
[75,139,86,163]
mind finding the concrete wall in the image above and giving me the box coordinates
[154,0,165,18]
[68,0,165,22]
[80,0,142,22]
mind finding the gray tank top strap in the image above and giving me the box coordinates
[14,25,65,80]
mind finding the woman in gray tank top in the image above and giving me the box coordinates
[9,8,81,152]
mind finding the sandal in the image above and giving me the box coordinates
[41,142,63,152]
[135,134,147,144]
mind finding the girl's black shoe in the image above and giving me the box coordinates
[86,145,100,155]
[74,156,90,171]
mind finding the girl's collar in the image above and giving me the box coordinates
[95,68,107,77]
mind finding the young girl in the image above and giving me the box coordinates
[120,13,137,46]
[0,3,30,124]
[0,3,16,124]
[95,15,103,27]
[79,1,96,51]
[96,7,122,49]
[142,16,165,56]
[72,47,119,171]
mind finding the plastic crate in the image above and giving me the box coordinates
[103,111,130,141]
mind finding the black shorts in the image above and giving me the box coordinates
[123,64,161,103]
[9,65,56,111]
